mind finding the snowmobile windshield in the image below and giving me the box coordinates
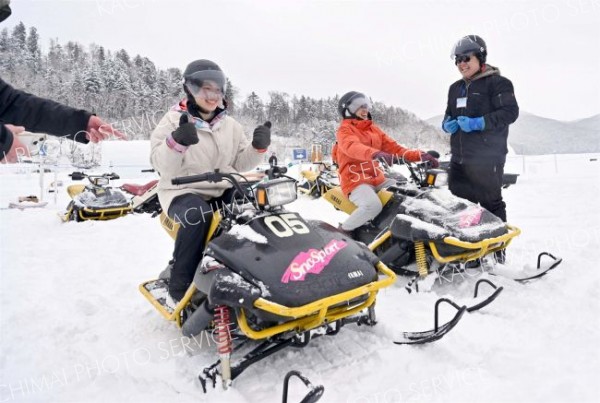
[450,37,484,58]
[346,95,372,114]
[184,70,227,99]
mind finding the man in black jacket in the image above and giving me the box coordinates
[0,77,126,162]
[442,35,519,225]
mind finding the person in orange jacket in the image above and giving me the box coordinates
[334,91,439,232]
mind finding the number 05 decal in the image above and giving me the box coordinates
[264,213,310,238]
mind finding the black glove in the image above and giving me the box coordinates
[420,152,439,168]
[171,114,198,146]
[252,121,271,150]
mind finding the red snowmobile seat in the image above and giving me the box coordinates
[121,180,158,196]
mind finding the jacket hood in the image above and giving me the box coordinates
[342,118,373,131]
[466,64,500,83]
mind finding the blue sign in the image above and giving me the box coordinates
[293,149,307,160]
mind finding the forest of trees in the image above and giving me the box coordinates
[0,22,447,155]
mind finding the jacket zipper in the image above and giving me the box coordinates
[459,81,470,164]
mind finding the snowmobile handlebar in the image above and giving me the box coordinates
[171,167,289,186]
[171,172,219,185]
[171,170,252,202]
[265,165,287,180]
[172,168,296,205]
[69,171,120,182]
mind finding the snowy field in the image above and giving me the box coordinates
[1,142,599,403]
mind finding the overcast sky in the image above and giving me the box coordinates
[4,0,600,121]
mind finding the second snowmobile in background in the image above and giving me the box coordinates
[62,172,132,222]
[322,156,561,286]
[297,162,339,198]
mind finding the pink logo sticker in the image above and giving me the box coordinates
[281,239,348,283]
[459,207,484,228]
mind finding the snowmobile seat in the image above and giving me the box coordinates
[390,188,520,262]
[301,170,319,182]
[121,180,159,196]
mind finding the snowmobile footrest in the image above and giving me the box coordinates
[514,252,562,283]
[466,279,503,312]
[394,298,466,345]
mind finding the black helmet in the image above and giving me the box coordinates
[338,91,372,119]
[451,35,487,64]
[183,59,227,94]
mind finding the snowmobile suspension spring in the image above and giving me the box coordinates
[415,241,428,278]
[214,305,232,354]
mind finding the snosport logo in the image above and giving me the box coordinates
[281,239,348,283]
[459,207,483,228]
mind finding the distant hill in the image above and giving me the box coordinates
[425,112,600,155]
[570,115,600,132]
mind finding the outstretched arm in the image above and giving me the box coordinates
[0,78,126,145]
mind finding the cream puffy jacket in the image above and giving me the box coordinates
[150,110,264,212]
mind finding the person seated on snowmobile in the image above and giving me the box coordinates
[150,59,270,305]
[268,152,278,167]
[334,91,439,233]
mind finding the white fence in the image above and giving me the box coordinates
[505,153,600,176]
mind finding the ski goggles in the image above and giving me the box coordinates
[184,70,227,100]
[346,95,373,114]
[190,86,224,102]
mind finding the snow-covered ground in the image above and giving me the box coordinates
[1,144,599,403]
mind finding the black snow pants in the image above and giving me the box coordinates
[448,161,507,222]
[167,189,238,300]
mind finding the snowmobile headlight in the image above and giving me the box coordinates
[92,177,109,186]
[426,169,448,187]
[255,178,297,209]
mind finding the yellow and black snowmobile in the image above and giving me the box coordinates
[139,167,470,391]
[297,162,339,198]
[62,172,132,222]
[322,155,561,288]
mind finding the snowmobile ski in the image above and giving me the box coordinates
[404,271,503,313]
[491,252,563,283]
[282,370,325,403]
[8,200,48,209]
[394,298,467,345]
[466,278,503,312]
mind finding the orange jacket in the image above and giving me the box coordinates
[335,119,422,196]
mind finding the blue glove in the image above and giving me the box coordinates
[442,116,459,134]
[457,116,485,132]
